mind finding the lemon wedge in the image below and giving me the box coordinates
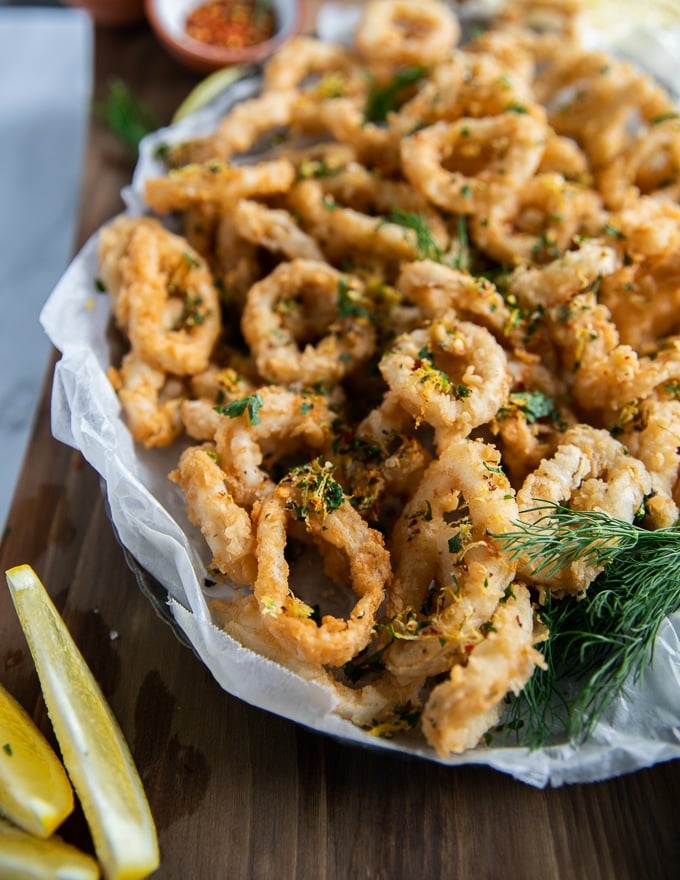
[0,682,73,838]
[171,64,249,123]
[5,565,159,880]
[0,817,99,880]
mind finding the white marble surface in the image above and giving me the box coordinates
[0,6,92,532]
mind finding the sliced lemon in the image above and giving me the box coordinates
[5,565,159,880]
[0,682,73,838]
[171,64,249,123]
[0,817,99,880]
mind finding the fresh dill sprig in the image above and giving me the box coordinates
[496,502,640,580]
[494,503,680,747]
[94,79,159,155]
[382,210,442,262]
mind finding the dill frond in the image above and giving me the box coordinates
[494,504,680,747]
[94,79,159,155]
[495,501,640,580]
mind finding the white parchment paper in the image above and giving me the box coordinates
[39,4,680,787]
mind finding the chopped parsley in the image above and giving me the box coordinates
[287,458,345,521]
[215,392,264,425]
[503,390,558,424]
[337,278,372,319]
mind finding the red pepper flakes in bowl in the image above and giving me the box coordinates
[185,0,277,50]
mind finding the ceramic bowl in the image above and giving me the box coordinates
[145,0,306,74]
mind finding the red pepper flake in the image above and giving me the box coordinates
[185,0,276,50]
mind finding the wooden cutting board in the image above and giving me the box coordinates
[0,5,677,878]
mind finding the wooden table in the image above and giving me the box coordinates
[1,8,678,879]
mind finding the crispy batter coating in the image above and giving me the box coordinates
[99,0,680,757]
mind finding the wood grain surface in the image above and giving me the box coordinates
[0,6,678,879]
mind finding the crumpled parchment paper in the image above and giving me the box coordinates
[39,2,680,787]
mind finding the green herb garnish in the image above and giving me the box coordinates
[494,502,680,746]
[452,215,470,271]
[603,223,626,240]
[296,158,344,180]
[364,66,429,124]
[215,392,264,425]
[287,458,345,521]
[502,390,558,424]
[337,279,372,319]
[382,210,442,262]
[94,79,159,155]
[651,111,680,125]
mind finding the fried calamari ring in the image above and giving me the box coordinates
[383,439,519,680]
[496,0,582,27]
[612,393,680,528]
[537,131,591,182]
[598,256,680,351]
[180,365,258,441]
[603,197,680,262]
[314,97,403,174]
[316,161,444,222]
[395,51,535,136]
[330,414,431,528]
[355,0,460,68]
[469,174,606,266]
[536,50,674,167]
[379,318,510,439]
[242,259,376,385]
[465,26,536,86]
[263,35,359,91]
[213,211,261,309]
[253,464,390,667]
[234,199,324,261]
[505,240,617,311]
[491,351,576,487]
[214,385,339,508]
[108,353,184,449]
[549,293,680,414]
[169,444,257,586]
[210,593,423,729]
[122,221,221,376]
[144,158,296,214]
[400,111,547,215]
[286,174,449,266]
[598,116,680,209]
[396,260,513,342]
[421,584,543,756]
[166,90,302,166]
[97,215,163,330]
[517,424,653,593]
